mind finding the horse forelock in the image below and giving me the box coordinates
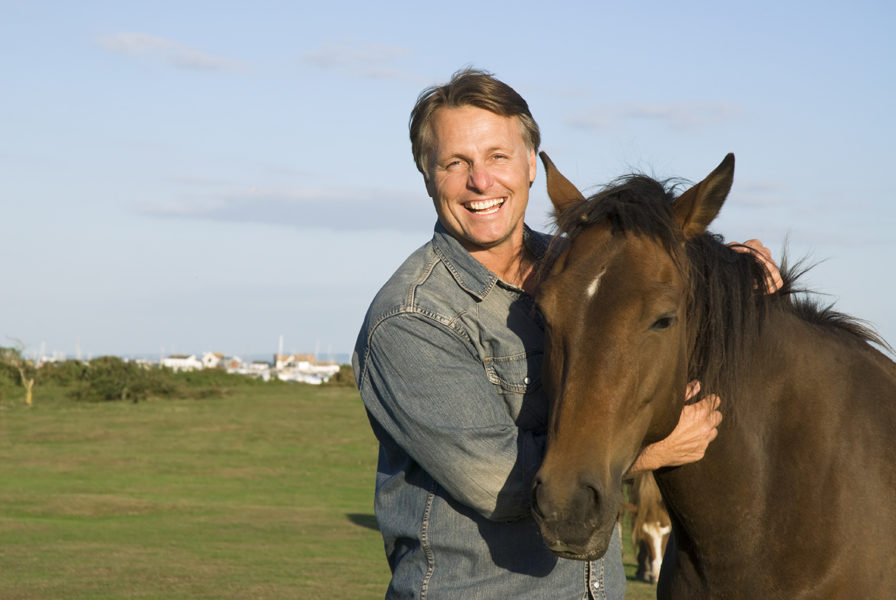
[541,175,687,283]
[552,175,685,253]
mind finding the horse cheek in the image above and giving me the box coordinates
[641,333,688,444]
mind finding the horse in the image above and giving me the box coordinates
[529,152,896,599]
[623,472,671,584]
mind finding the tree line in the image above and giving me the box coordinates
[0,346,356,405]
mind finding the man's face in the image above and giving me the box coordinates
[425,105,537,256]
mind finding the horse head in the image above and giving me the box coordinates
[530,153,734,560]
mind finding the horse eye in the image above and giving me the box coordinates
[650,316,676,331]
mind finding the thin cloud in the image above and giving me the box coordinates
[624,103,743,129]
[732,181,790,207]
[97,33,245,71]
[302,41,414,81]
[568,102,744,132]
[134,185,432,232]
[565,110,617,132]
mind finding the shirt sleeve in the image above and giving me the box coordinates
[357,310,545,521]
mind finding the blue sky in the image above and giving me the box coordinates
[2,1,894,361]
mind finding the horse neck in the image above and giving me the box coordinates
[657,304,896,573]
[652,307,791,586]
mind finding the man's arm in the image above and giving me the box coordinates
[627,381,722,474]
[358,312,544,521]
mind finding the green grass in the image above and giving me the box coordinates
[0,385,657,599]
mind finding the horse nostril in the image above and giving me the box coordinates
[566,479,605,520]
[586,482,601,506]
[531,475,613,525]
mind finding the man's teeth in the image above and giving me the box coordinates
[466,198,505,212]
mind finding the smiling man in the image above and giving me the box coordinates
[423,103,537,287]
[352,68,729,599]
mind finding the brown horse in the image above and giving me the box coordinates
[530,152,896,598]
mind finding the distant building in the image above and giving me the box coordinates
[274,353,340,384]
[273,353,315,370]
[223,356,244,372]
[201,352,225,369]
[161,354,203,372]
[247,361,272,381]
[143,350,340,383]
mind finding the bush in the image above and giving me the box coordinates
[68,356,183,402]
[11,354,340,403]
[323,364,356,388]
[62,359,270,402]
[37,360,88,386]
[171,367,259,389]
[0,361,21,388]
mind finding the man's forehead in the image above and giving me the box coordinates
[431,106,529,147]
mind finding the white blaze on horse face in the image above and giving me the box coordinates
[585,268,607,300]
[643,521,671,583]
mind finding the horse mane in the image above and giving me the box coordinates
[545,173,891,399]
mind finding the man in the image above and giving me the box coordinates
[353,68,777,599]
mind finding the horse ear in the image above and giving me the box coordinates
[540,151,586,215]
[672,153,735,239]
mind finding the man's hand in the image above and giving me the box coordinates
[628,381,722,474]
[730,238,783,293]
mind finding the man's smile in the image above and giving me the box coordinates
[464,197,506,215]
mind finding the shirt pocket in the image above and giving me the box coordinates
[483,351,547,430]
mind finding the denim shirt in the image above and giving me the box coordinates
[353,222,625,599]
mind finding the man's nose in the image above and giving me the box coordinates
[468,163,494,192]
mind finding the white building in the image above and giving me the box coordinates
[274,353,341,384]
[201,352,224,369]
[223,356,244,373]
[161,354,203,372]
[247,361,272,381]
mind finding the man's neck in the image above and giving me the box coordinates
[468,241,536,292]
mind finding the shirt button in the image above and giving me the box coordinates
[592,581,600,590]
[523,377,530,384]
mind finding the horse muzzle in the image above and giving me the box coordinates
[531,475,621,560]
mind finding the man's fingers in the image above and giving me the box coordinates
[731,239,784,293]
[741,238,771,258]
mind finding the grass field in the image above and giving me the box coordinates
[0,383,657,599]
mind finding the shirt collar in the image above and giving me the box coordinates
[431,221,550,301]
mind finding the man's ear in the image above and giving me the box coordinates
[528,148,537,185]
